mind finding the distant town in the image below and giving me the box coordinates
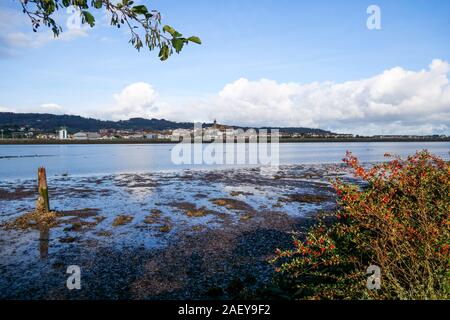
[1,123,448,144]
[2,120,350,141]
[0,112,448,143]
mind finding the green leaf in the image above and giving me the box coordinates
[93,0,102,9]
[171,38,185,53]
[187,36,201,44]
[158,45,170,61]
[81,11,95,27]
[163,25,182,38]
[163,25,175,35]
[132,5,148,15]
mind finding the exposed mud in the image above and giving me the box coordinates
[0,163,357,299]
[0,186,35,201]
[279,193,334,204]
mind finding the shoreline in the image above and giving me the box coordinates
[0,137,449,145]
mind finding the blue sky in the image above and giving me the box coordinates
[0,0,449,134]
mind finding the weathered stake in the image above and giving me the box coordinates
[37,167,50,213]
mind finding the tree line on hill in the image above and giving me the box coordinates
[0,112,333,135]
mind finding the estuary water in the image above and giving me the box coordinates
[0,141,448,180]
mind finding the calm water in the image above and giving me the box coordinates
[0,142,448,180]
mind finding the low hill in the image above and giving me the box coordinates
[0,112,333,135]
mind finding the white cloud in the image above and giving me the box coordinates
[31,103,65,114]
[178,59,449,135]
[40,103,63,110]
[80,59,450,135]
[195,60,450,133]
[0,7,88,53]
[5,28,87,49]
[103,82,160,120]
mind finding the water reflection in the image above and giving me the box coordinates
[0,142,448,180]
[39,225,49,259]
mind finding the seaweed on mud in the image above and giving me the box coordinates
[2,207,104,232]
[2,210,59,230]
[191,225,205,232]
[144,209,162,224]
[240,213,254,221]
[210,198,255,212]
[63,218,102,231]
[112,215,134,227]
[171,202,216,218]
[144,216,157,224]
[186,207,210,218]
[159,225,172,233]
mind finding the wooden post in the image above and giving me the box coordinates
[37,167,50,213]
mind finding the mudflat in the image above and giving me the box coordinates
[0,163,356,299]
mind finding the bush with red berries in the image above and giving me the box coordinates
[271,151,449,299]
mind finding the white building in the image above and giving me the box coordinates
[171,129,192,140]
[145,133,157,139]
[157,134,170,140]
[73,132,101,140]
[203,128,223,141]
[58,127,68,140]
[123,133,144,139]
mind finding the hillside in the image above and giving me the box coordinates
[0,112,333,135]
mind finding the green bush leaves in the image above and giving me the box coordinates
[19,0,201,61]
